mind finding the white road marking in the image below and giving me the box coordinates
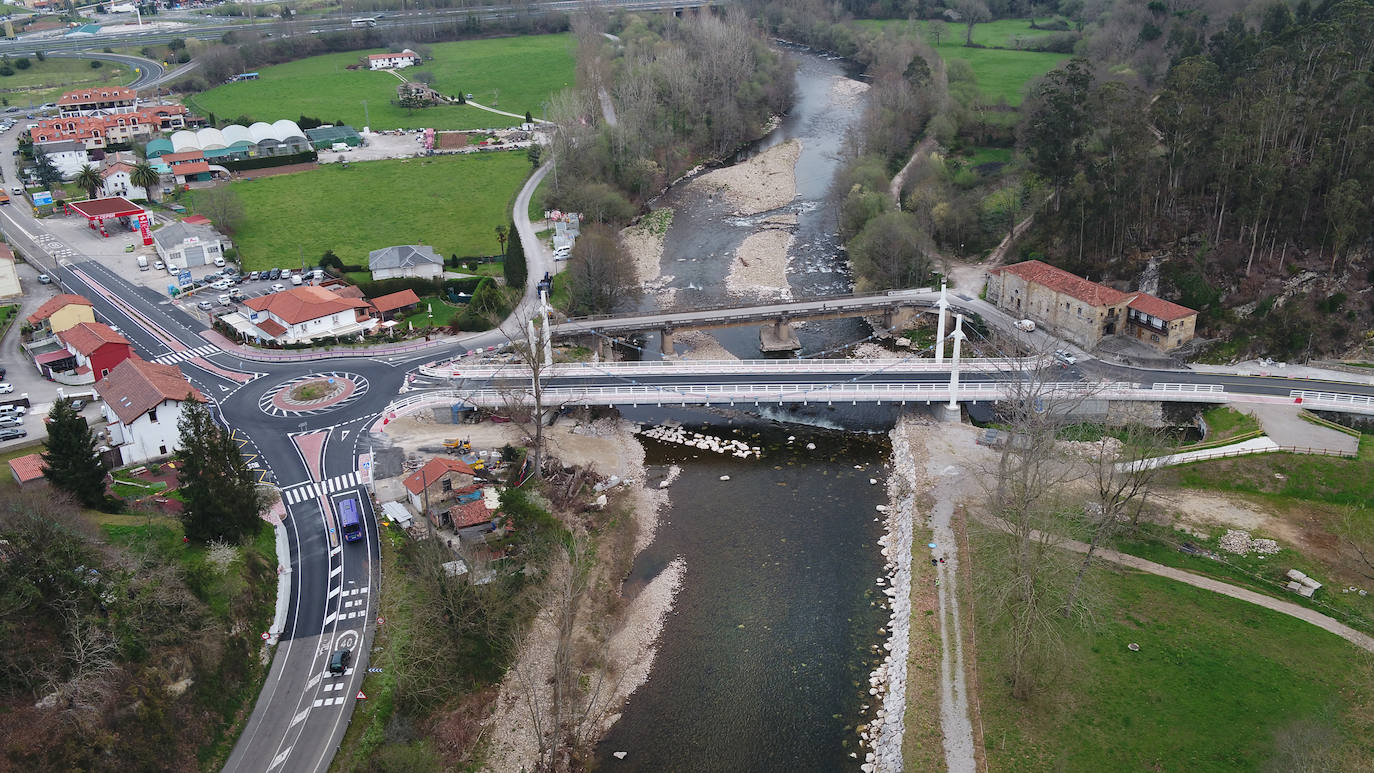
[290,708,310,727]
[306,673,322,689]
[323,613,337,625]
[268,747,292,771]
[330,565,343,578]
[328,586,341,598]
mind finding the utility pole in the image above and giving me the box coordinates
[362,99,370,131]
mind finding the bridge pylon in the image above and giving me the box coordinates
[934,282,949,365]
[941,313,966,422]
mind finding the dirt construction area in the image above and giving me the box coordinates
[317,131,427,164]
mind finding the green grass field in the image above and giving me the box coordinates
[0,56,135,109]
[979,569,1374,771]
[855,18,1070,104]
[1172,435,1374,507]
[188,34,575,131]
[212,151,530,269]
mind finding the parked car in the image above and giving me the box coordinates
[1053,350,1077,366]
[213,256,226,267]
[197,300,213,311]
[268,268,282,280]
[0,382,12,393]
[37,274,51,284]
[249,271,260,281]
[69,398,86,411]
[166,262,180,272]
[154,260,165,270]
[0,427,26,441]
[280,269,292,280]
[218,294,232,305]
[271,283,285,293]
[211,280,231,291]
[0,415,22,428]
[0,365,6,378]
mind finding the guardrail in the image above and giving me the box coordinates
[556,288,937,326]
[420,357,1036,379]
[1292,389,1374,415]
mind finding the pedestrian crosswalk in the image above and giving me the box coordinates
[154,344,219,364]
[281,471,364,505]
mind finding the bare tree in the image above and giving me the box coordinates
[975,358,1103,700]
[565,223,637,314]
[956,0,991,45]
[194,186,246,235]
[1063,422,1170,615]
[41,593,120,721]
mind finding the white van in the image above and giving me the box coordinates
[137,255,149,270]
[290,273,303,286]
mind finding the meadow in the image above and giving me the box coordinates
[978,568,1374,771]
[187,34,575,131]
[206,151,530,269]
[0,56,135,109]
[854,18,1071,104]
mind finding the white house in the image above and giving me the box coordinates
[152,221,229,267]
[367,49,422,70]
[93,358,206,465]
[368,244,444,281]
[100,160,148,200]
[36,140,91,180]
[239,286,377,343]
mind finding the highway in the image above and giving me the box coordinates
[0,0,720,56]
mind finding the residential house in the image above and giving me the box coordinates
[48,322,132,384]
[237,285,377,343]
[368,244,443,281]
[58,86,138,117]
[25,294,95,336]
[35,140,91,180]
[367,49,422,70]
[32,106,191,151]
[403,457,475,516]
[370,289,422,320]
[100,160,147,200]
[986,260,1198,352]
[7,453,47,488]
[152,221,229,267]
[94,358,206,465]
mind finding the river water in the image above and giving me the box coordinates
[635,45,872,360]
[593,48,892,771]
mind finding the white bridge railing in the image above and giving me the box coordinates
[420,357,1035,380]
[1292,389,1374,415]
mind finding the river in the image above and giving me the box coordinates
[593,48,891,771]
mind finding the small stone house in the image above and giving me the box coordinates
[403,457,475,515]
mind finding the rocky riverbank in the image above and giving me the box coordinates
[726,228,794,299]
[691,138,802,216]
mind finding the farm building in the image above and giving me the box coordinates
[304,125,364,150]
[368,244,444,281]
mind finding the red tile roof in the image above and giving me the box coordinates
[68,197,144,219]
[1127,293,1196,321]
[403,457,475,495]
[100,161,135,179]
[182,214,211,226]
[8,453,47,485]
[27,294,94,325]
[58,322,129,356]
[171,160,211,176]
[255,318,287,338]
[94,358,206,425]
[243,286,372,325]
[370,289,421,314]
[59,86,138,106]
[449,499,496,529]
[993,260,1131,307]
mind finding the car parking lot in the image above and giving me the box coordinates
[172,267,326,318]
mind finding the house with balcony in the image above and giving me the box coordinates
[58,86,138,117]
[233,285,376,343]
[94,358,206,465]
[367,49,422,70]
[35,140,91,180]
[986,260,1197,352]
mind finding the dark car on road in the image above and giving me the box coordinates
[328,649,351,675]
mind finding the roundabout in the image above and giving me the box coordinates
[259,371,371,417]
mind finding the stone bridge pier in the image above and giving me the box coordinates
[759,317,801,352]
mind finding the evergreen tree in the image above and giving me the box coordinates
[503,220,527,289]
[32,149,62,189]
[175,399,263,543]
[42,398,108,509]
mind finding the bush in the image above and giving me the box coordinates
[355,276,442,299]
[90,60,102,69]
[0,67,13,77]
[14,58,30,70]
